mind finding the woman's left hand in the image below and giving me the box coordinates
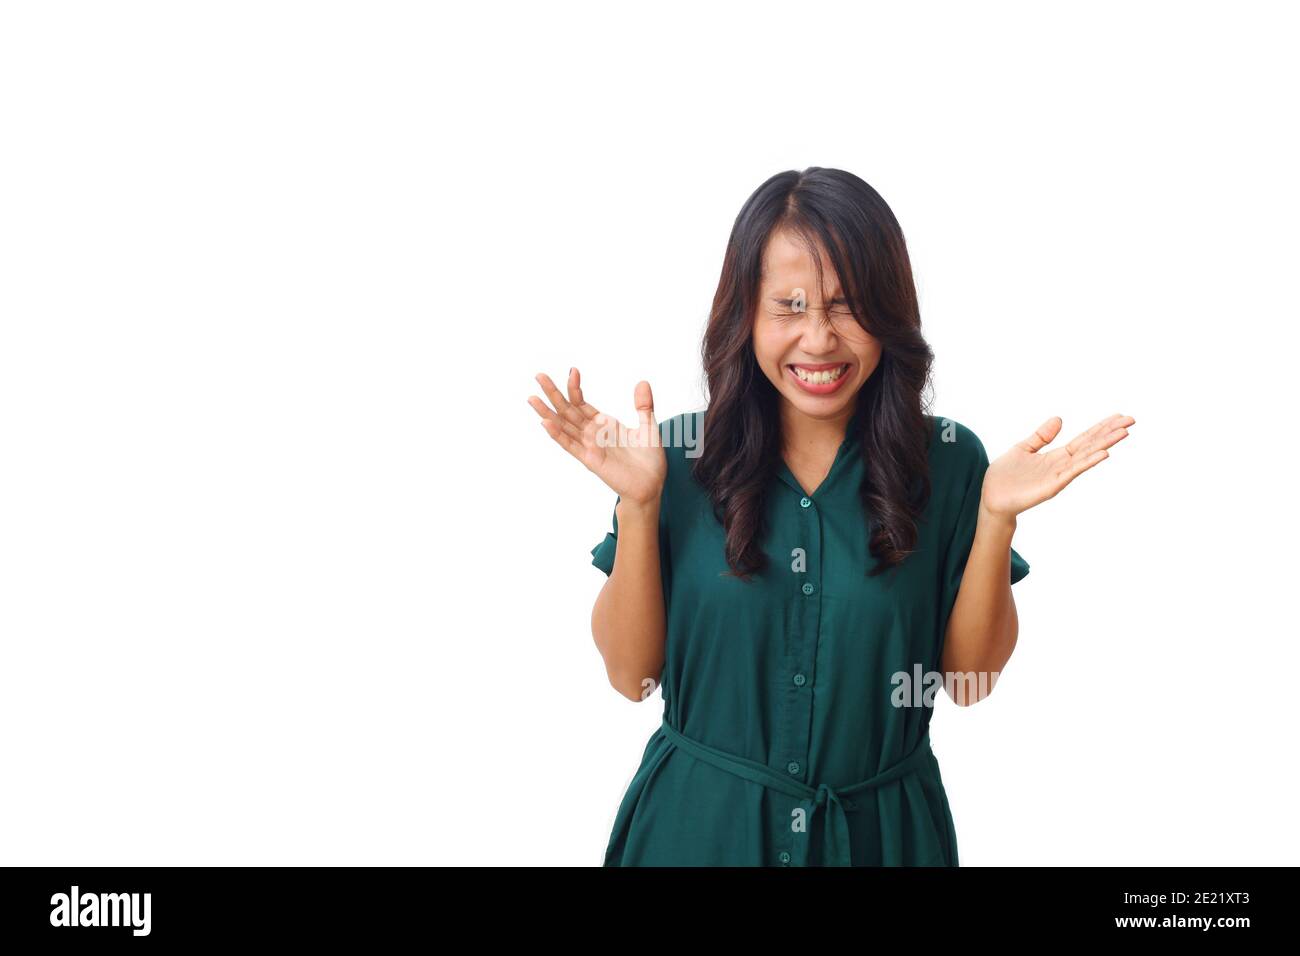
[980,413,1136,520]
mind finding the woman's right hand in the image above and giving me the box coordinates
[529,368,667,508]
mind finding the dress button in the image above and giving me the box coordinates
[779,851,791,864]
[802,582,815,595]
[787,761,801,775]
[793,673,806,686]
[800,497,812,508]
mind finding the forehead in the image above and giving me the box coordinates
[759,230,841,291]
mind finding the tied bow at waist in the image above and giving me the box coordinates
[657,717,934,867]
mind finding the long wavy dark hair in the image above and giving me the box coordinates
[692,167,936,580]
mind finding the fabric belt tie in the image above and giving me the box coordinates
[658,717,933,867]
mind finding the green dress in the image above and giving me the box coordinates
[591,409,1029,866]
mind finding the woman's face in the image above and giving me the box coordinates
[752,230,882,423]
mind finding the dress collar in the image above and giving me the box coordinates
[776,402,866,499]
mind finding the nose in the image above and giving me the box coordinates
[799,312,838,354]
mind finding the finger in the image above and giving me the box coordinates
[1018,417,1063,453]
[1065,413,1131,456]
[528,395,584,442]
[1087,422,1132,454]
[566,367,599,421]
[534,372,587,429]
[538,413,587,461]
[1067,421,1131,462]
[1058,447,1109,485]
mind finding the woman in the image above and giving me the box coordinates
[528,167,1134,866]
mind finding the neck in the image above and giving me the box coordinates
[779,401,853,459]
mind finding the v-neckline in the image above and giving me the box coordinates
[780,459,830,499]
[778,432,856,498]
[775,406,865,499]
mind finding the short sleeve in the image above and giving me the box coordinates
[590,500,620,575]
[939,425,1030,629]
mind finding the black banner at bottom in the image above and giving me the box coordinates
[0,865,1286,943]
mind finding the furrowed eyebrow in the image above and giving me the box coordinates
[771,296,851,306]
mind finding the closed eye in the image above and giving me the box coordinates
[771,297,856,314]
[772,298,825,308]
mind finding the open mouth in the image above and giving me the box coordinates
[786,362,852,393]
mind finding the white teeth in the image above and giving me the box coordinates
[793,364,847,384]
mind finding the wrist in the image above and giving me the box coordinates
[977,500,1017,534]
[616,496,661,522]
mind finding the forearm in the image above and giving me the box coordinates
[591,498,667,701]
[940,503,1020,700]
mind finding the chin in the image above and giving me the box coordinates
[789,392,857,418]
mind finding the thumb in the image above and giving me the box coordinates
[633,380,660,444]
[1019,416,1062,453]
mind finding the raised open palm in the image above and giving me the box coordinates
[981,413,1136,519]
[528,368,667,507]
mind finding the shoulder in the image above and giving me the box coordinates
[925,414,990,487]
[657,409,706,467]
[653,409,707,507]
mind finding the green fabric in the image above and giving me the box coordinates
[592,410,1029,866]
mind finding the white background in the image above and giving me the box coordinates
[1,1,1296,865]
